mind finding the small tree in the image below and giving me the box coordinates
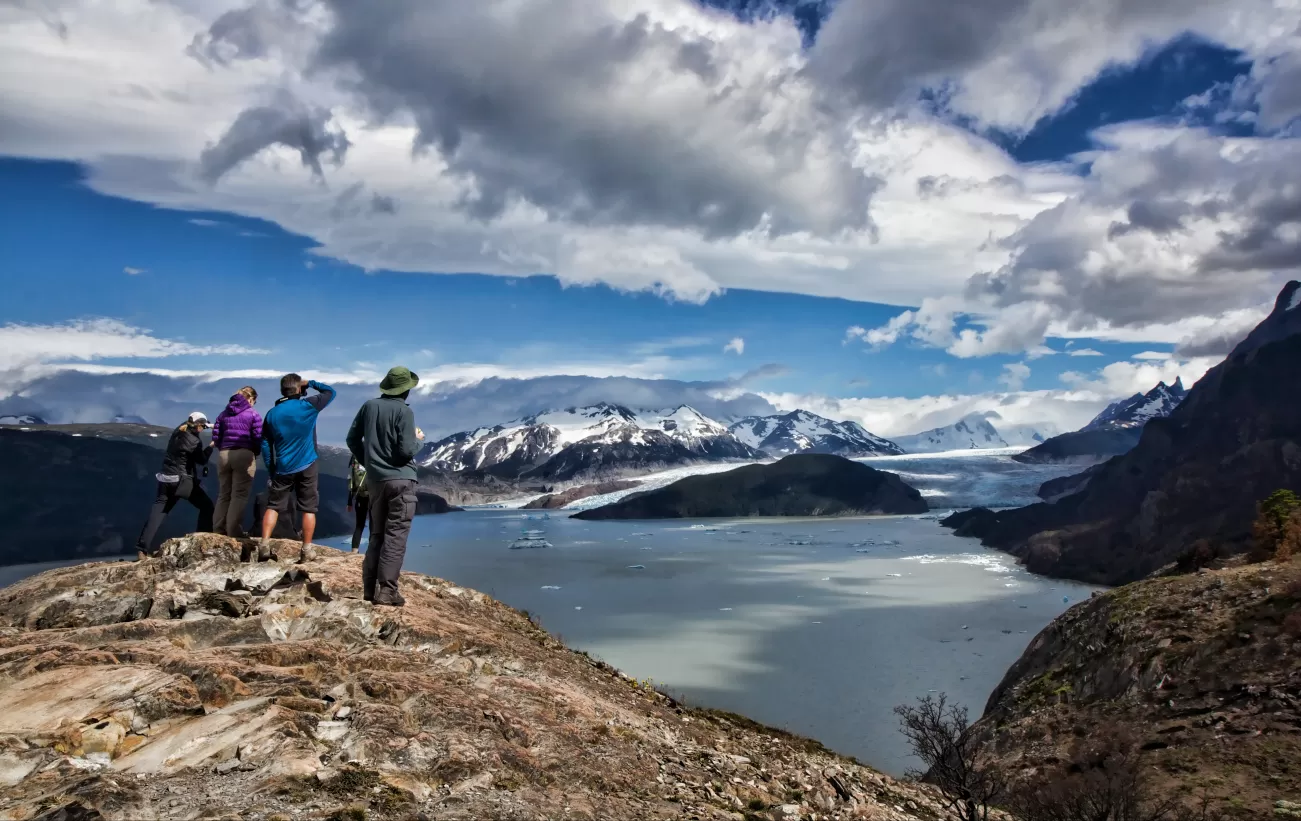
[1254,489,1301,560]
[894,694,1002,821]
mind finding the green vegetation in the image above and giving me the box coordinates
[1253,489,1301,560]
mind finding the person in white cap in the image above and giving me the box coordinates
[135,410,215,558]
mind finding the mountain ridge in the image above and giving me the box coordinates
[727,409,903,456]
[945,280,1301,586]
[891,414,1009,453]
[1014,379,1188,466]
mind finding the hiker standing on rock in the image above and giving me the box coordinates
[346,454,370,554]
[211,385,262,537]
[346,366,425,606]
[136,411,215,559]
[259,374,335,563]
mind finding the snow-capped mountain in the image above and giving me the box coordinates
[0,415,46,426]
[1082,378,1186,432]
[728,410,903,456]
[418,403,762,482]
[892,414,1009,453]
[996,422,1062,447]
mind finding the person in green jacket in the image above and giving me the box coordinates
[346,455,369,554]
[346,366,425,606]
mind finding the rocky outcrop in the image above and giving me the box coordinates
[943,281,1301,586]
[0,534,945,820]
[521,480,642,510]
[573,454,927,520]
[972,559,1301,817]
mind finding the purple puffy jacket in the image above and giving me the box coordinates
[211,393,264,452]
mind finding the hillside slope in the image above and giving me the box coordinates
[944,281,1301,586]
[973,560,1301,818]
[0,534,945,820]
[573,453,927,520]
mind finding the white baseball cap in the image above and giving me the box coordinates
[188,411,210,426]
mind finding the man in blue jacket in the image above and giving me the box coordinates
[260,373,335,562]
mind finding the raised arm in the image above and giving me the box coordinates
[306,380,336,411]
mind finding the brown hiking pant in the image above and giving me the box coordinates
[363,478,416,601]
[214,448,257,537]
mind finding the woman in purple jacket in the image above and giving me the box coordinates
[211,386,263,537]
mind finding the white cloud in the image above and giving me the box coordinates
[763,351,1222,437]
[763,388,1107,438]
[0,318,264,374]
[1067,348,1104,356]
[123,266,145,275]
[1130,351,1172,361]
[0,0,1297,352]
[723,337,745,355]
[999,362,1031,390]
[1058,356,1220,397]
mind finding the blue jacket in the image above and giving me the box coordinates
[261,380,335,476]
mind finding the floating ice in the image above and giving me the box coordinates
[627,565,645,570]
[540,585,561,590]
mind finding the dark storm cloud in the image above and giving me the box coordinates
[199,94,350,183]
[284,0,875,238]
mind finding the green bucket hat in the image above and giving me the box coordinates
[379,366,420,396]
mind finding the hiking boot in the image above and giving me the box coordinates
[373,591,405,607]
[256,539,273,562]
[297,544,317,564]
[135,549,150,562]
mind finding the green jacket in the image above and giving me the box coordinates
[346,396,420,483]
[347,457,369,503]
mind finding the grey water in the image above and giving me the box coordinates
[2,450,1095,776]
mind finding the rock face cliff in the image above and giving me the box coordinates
[972,559,1301,817]
[944,281,1301,586]
[572,454,927,520]
[0,535,944,821]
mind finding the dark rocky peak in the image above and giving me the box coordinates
[1228,279,1301,358]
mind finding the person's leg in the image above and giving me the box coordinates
[351,495,368,553]
[362,480,388,601]
[213,450,233,536]
[375,479,416,606]
[295,463,320,561]
[261,474,288,560]
[227,449,255,537]
[136,482,176,558]
[187,478,215,534]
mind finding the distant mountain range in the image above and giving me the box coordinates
[727,409,903,457]
[1015,378,1187,465]
[891,414,1009,453]
[418,404,906,483]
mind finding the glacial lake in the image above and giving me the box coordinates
[0,450,1097,775]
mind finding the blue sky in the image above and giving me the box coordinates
[1,0,1297,437]
[4,158,1176,401]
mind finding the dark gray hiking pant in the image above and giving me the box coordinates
[362,478,416,601]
